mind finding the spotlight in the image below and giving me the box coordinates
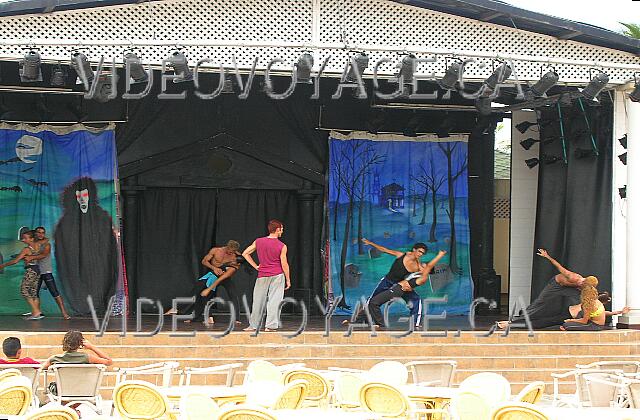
[475,97,492,116]
[403,112,422,137]
[50,64,66,87]
[581,71,609,101]
[575,148,598,159]
[397,54,416,86]
[515,121,537,134]
[619,186,627,199]
[520,138,538,150]
[124,52,149,83]
[524,69,559,100]
[525,158,540,169]
[619,152,627,165]
[19,49,43,82]
[438,60,463,91]
[91,72,116,103]
[619,134,627,149]
[484,62,512,90]
[346,52,369,83]
[295,52,314,84]
[166,49,193,83]
[70,51,94,85]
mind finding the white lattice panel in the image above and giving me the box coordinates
[0,0,638,83]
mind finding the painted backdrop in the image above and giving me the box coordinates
[327,131,473,315]
[0,124,124,315]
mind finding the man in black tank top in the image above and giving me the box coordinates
[344,239,429,326]
[368,250,446,328]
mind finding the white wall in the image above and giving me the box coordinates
[612,90,628,312]
[509,110,539,308]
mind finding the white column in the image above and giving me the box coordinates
[619,96,640,328]
[611,91,627,312]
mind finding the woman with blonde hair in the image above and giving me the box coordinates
[562,276,630,331]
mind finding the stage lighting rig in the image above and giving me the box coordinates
[124,51,149,84]
[19,48,43,83]
[345,52,369,83]
[581,70,609,102]
[166,49,193,83]
[295,52,314,84]
[524,68,559,101]
[438,59,464,91]
[50,63,66,87]
[70,51,94,85]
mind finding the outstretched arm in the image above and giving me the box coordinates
[361,238,403,258]
[0,248,28,270]
[537,248,582,287]
[242,241,259,271]
[605,306,630,317]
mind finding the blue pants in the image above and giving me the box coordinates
[360,277,422,326]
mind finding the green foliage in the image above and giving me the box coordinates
[620,22,640,39]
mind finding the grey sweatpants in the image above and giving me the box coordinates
[249,273,285,329]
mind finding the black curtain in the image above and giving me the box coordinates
[531,102,613,299]
[136,188,218,310]
[135,188,300,311]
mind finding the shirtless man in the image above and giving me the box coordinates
[24,227,71,319]
[191,240,242,324]
[498,248,586,329]
[345,239,429,327]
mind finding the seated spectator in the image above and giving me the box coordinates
[0,337,40,365]
[42,330,112,369]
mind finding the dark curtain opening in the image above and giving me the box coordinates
[531,102,613,299]
[135,188,300,312]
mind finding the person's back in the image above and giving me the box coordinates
[255,236,284,278]
[43,330,112,369]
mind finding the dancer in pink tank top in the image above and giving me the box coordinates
[242,219,291,332]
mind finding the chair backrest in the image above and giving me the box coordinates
[574,369,622,404]
[0,365,41,393]
[359,382,411,418]
[451,390,492,420]
[628,380,640,409]
[490,402,549,420]
[0,376,33,416]
[367,361,408,387]
[576,361,640,374]
[516,381,545,404]
[51,364,105,398]
[244,360,282,385]
[216,404,278,420]
[0,368,22,384]
[273,379,307,410]
[180,393,220,420]
[584,372,625,408]
[117,361,180,388]
[334,373,364,409]
[405,360,457,387]
[282,368,329,402]
[25,405,80,420]
[459,372,511,405]
[181,363,242,387]
[113,380,168,420]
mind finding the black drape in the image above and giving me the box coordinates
[136,188,218,310]
[531,103,613,299]
[135,188,300,311]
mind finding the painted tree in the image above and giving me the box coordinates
[437,142,468,274]
[334,140,385,307]
[621,23,640,39]
[412,147,446,242]
[330,146,342,241]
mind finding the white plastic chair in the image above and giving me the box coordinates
[46,364,106,415]
[459,372,511,406]
[243,360,283,385]
[576,361,640,374]
[583,372,628,408]
[180,363,243,387]
[179,393,220,420]
[115,361,180,388]
[0,364,42,408]
[405,360,457,387]
[551,368,623,407]
[366,361,409,387]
